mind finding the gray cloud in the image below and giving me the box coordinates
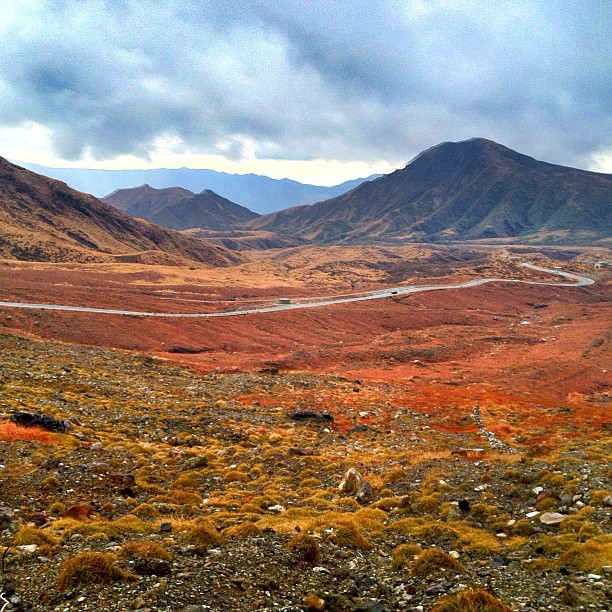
[0,0,610,169]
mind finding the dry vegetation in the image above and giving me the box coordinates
[0,245,610,611]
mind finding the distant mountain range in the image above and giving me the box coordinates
[2,138,610,263]
[249,138,612,245]
[11,161,380,214]
[0,157,242,265]
[104,185,259,231]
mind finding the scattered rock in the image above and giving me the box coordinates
[539,512,566,525]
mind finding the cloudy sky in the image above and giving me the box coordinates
[0,0,610,184]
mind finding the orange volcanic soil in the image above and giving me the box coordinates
[0,256,609,454]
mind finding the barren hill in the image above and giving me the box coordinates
[105,185,260,231]
[249,138,612,245]
[0,158,242,265]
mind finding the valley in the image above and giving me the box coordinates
[0,243,610,611]
[0,144,610,612]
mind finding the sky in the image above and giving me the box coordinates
[0,0,610,185]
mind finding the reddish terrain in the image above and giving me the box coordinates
[1,247,609,453]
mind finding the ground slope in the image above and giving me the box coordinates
[0,158,242,265]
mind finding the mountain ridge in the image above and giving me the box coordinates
[104,185,259,231]
[0,157,242,265]
[11,161,381,214]
[248,138,612,245]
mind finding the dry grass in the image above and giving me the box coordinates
[431,588,513,611]
[57,552,130,590]
[287,531,320,563]
[411,548,465,577]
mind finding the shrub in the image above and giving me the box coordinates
[287,531,320,563]
[411,548,465,577]
[57,552,129,590]
[431,588,512,611]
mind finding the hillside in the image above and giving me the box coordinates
[13,161,381,214]
[248,138,612,245]
[0,158,242,265]
[104,185,260,231]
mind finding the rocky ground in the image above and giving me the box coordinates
[0,332,610,611]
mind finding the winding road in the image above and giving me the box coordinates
[0,263,594,318]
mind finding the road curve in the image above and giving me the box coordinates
[0,263,594,318]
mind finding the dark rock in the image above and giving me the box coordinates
[458,499,471,512]
[159,522,173,533]
[290,411,334,423]
[10,411,71,433]
[490,555,510,568]
[132,558,171,576]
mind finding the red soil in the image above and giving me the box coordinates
[0,260,609,448]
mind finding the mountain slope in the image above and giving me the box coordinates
[104,184,195,217]
[13,162,381,214]
[0,158,242,265]
[248,138,612,245]
[104,185,260,231]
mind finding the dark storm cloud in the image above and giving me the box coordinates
[0,0,610,167]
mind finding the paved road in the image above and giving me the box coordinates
[0,263,594,318]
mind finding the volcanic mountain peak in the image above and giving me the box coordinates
[104,185,259,231]
[249,138,611,245]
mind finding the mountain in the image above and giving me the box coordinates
[11,162,381,214]
[0,158,242,265]
[104,185,260,231]
[248,138,612,245]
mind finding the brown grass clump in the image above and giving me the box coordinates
[131,503,161,519]
[431,588,512,612]
[149,489,203,506]
[179,518,223,548]
[329,520,373,550]
[57,552,130,590]
[119,541,172,560]
[287,531,320,563]
[391,542,423,570]
[557,536,612,571]
[411,548,465,577]
[63,503,96,521]
[13,527,59,554]
[222,522,264,538]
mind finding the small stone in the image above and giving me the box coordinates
[539,512,565,525]
[354,599,387,612]
[338,467,363,493]
[526,511,540,518]
[159,521,173,533]
[303,595,325,611]
[602,496,612,507]
[425,584,446,596]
